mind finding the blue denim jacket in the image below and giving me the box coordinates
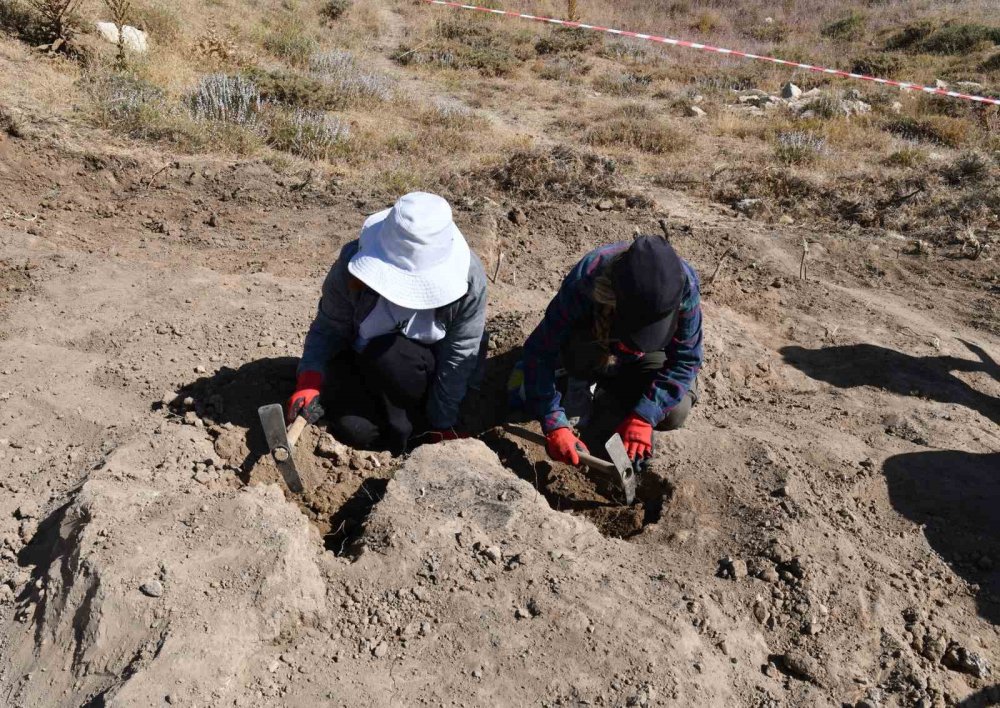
[298,240,488,429]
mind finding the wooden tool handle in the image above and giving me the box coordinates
[287,416,308,447]
[503,424,616,474]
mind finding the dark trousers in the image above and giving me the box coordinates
[323,334,436,455]
[561,326,698,451]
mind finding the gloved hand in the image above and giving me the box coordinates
[287,371,325,424]
[616,413,653,461]
[545,427,589,466]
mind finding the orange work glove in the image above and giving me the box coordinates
[545,427,589,466]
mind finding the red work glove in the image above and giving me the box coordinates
[616,413,653,461]
[287,371,325,424]
[545,427,589,466]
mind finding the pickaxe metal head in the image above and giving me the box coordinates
[604,433,637,505]
[258,403,305,493]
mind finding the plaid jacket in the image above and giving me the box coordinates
[523,242,703,434]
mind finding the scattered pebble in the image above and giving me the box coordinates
[140,580,164,598]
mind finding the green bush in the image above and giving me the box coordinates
[393,20,524,77]
[918,23,1000,55]
[821,12,866,42]
[535,27,600,55]
[887,21,1000,54]
[851,53,903,78]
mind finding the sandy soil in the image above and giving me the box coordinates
[0,58,999,707]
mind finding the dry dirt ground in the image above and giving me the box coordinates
[1,16,1000,708]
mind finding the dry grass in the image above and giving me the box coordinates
[1,0,996,239]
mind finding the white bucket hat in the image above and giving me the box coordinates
[348,192,471,310]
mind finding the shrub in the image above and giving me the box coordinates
[132,2,180,41]
[821,12,865,41]
[885,21,935,50]
[87,72,166,135]
[267,108,349,160]
[585,117,683,154]
[942,151,992,185]
[490,144,620,201]
[187,74,262,127]
[263,22,317,65]
[851,53,903,78]
[319,0,350,22]
[746,19,789,44]
[884,146,928,168]
[774,131,827,164]
[309,50,393,105]
[0,104,22,137]
[599,42,650,64]
[883,115,972,147]
[691,10,722,34]
[27,0,83,41]
[803,94,843,119]
[535,27,599,55]
[534,55,590,81]
[393,19,524,77]
[593,71,653,96]
[918,23,1000,55]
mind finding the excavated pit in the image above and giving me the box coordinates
[480,427,671,538]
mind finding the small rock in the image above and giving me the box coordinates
[472,668,482,679]
[942,642,990,678]
[160,390,178,407]
[315,435,348,465]
[781,82,802,99]
[207,213,219,228]
[775,650,820,682]
[685,105,707,118]
[596,200,614,212]
[372,641,389,658]
[934,79,948,90]
[483,546,502,563]
[515,607,531,620]
[194,365,206,374]
[140,580,164,598]
[411,586,429,602]
[508,207,527,225]
[720,556,748,580]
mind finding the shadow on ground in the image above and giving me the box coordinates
[168,356,299,476]
[956,686,1000,706]
[780,340,1000,425]
[883,450,1000,625]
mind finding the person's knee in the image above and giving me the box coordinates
[658,394,693,431]
[330,414,381,450]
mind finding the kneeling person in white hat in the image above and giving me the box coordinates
[288,192,487,455]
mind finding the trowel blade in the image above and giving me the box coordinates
[258,404,304,494]
[604,433,637,505]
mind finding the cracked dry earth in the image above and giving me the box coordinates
[0,128,998,707]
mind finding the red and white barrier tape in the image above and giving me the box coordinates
[422,0,1000,107]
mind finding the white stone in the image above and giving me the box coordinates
[781,82,802,99]
[94,22,149,53]
[686,105,707,118]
